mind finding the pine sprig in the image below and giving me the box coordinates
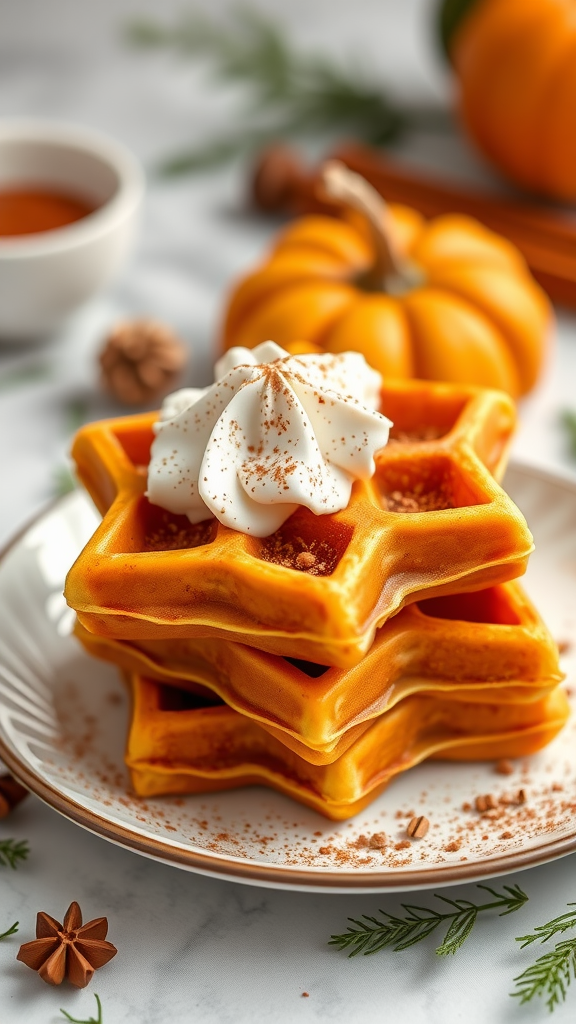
[0,838,29,869]
[512,939,576,1012]
[0,921,18,940]
[60,994,103,1024]
[512,904,576,1012]
[0,361,51,392]
[517,905,576,948]
[330,883,528,958]
[126,8,451,174]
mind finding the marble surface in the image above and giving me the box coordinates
[2,797,576,1024]
[1,1,575,1021]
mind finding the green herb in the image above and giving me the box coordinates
[52,464,78,499]
[561,410,576,460]
[0,363,51,392]
[437,0,479,63]
[65,397,89,436]
[127,8,451,174]
[512,904,576,1012]
[60,994,103,1024]
[330,883,528,957]
[517,905,576,948]
[0,838,29,869]
[0,921,18,940]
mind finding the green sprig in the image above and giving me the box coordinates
[512,904,576,1012]
[0,921,18,940]
[0,838,29,869]
[437,0,479,62]
[127,8,451,174]
[52,464,77,499]
[0,362,51,392]
[561,410,576,460]
[517,905,576,948]
[60,993,103,1024]
[330,883,528,958]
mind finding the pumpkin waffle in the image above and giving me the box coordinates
[75,581,562,765]
[65,378,531,668]
[125,673,570,820]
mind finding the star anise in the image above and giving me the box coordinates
[17,902,117,988]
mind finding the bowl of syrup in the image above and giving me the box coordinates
[0,119,144,339]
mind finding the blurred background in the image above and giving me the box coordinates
[1,0,576,547]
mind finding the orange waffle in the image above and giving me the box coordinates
[76,582,562,764]
[65,378,531,668]
[125,673,570,820]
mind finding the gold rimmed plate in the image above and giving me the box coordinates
[0,463,574,892]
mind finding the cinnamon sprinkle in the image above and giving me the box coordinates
[48,673,575,874]
[295,551,317,570]
[384,483,453,513]
[368,831,388,850]
[259,535,338,575]
[144,514,214,551]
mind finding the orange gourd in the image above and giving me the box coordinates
[221,163,551,397]
[442,0,576,201]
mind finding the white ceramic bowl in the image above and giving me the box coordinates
[0,119,145,339]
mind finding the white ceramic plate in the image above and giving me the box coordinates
[0,463,574,892]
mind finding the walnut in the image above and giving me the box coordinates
[475,793,498,813]
[99,319,187,405]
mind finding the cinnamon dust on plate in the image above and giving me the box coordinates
[47,675,575,871]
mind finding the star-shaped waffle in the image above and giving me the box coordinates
[65,378,532,667]
[125,673,569,820]
[75,581,562,765]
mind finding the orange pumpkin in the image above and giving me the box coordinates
[221,163,551,397]
[442,0,576,201]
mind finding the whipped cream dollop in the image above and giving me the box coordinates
[146,341,392,537]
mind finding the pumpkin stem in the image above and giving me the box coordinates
[320,160,411,291]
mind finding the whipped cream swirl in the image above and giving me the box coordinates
[147,342,391,537]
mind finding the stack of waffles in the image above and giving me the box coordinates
[65,376,569,820]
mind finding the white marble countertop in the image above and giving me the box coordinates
[1,2,575,1021]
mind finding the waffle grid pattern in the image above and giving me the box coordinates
[65,379,532,667]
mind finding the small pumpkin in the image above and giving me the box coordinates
[222,162,551,396]
[440,0,576,201]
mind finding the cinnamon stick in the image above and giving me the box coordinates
[0,773,28,818]
[251,143,576,308]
